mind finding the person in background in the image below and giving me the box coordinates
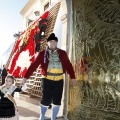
[0,75,26,120]
[0,69,2,85]
[0,69,2,75]
[22,33,76,120]
[1,65,8,85]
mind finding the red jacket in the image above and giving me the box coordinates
[24,48,75,79]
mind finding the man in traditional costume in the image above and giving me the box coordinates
[22,33,76,120]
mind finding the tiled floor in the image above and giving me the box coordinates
[15,93,65,120]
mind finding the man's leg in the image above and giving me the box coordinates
[39,104,48,120]
[51,104,60,120]
[52,80,63,120]
[40,78,52,120]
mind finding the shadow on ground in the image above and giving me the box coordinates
[18,106,40,118]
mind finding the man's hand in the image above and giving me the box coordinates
[21,83,27,91]
[21,78,27,86]
[71,79,76,86]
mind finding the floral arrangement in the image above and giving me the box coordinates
[8,11,49,77]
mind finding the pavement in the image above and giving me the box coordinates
[15,93,65,120]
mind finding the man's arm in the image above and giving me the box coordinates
[61,51,76,85]
[63,52,75,79]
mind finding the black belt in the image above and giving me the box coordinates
[47,72,63,76]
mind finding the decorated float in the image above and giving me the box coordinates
[7,2,61,97]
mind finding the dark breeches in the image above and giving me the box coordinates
[41,78,64,106]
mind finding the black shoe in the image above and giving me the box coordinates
[48,104,52,109]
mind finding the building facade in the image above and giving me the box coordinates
[19,0,120,120]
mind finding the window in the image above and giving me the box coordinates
[28,19,33,27]
[44,2,49,11]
